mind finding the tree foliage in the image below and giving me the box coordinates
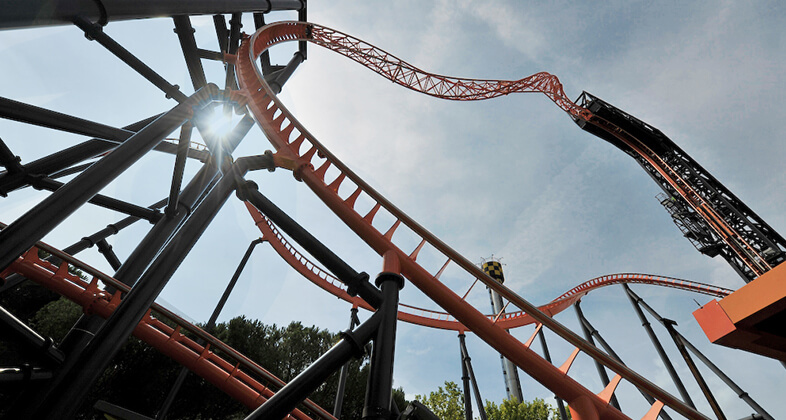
[416,381,465,420]
[484,397,561,420]
[0,295,402,420]
[416,380,565,420]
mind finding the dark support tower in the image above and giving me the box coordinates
[575,92,786,283]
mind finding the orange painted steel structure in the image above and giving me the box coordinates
[0,238,334,420]
[247,203,732,330]
[234,21,714,420]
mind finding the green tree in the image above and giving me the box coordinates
[484,397,562,420]
[416,380,465,420]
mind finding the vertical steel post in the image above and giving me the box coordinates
[334,306,360,418]
[574,301,621,410]
[166,123,193,217]
[363,272,404,420]
[245,310,383,420]
[623,284,695,408]
[29,156,247,419]
[157,237,265,420]
[574,301,673,420]
[627,287,775,419]
[458,333,473,420]
[458,333,488,420]
[536,329,569,420]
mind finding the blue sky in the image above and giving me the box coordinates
[2,1,785,418]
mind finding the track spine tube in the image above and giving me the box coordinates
[246,309,383,420]
[362,272,404,420]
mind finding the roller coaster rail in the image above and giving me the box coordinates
[0,4,781,420]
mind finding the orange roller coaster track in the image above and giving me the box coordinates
[0,235,334,420]
[247,203,732,330]
[234,21,716,420]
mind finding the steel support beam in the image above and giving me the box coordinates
[536,328,569,420]
[54,116,253,375]
[173,16,208,90]
[31,177,163,222]
[1,0,305,30]
[27,156,263,419]
[267,51,305,94]
[237,181,382,309]
[574,302,620,410]
[629,288,774,420]
[157,237,265,420]
[166,123,193,217]
[363,272,404,420]
[0,305,65,365]
[73,16,187,102]
[0,97,209,163]
[245,308,382,420]
[334,306,360,418]
[0,85,224,275]
[574,301,672,420]
[623,284,695,408]
[458,333,487,420]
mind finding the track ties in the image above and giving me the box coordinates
[524,324,543,348]
[641,401,665,420]
[558,347,581,374]
[327,173,346,193]
[598,374,623,404]
[383,220,401,240]
[363,203,381,223]
[344,187,362,208]
[409,239,427,261]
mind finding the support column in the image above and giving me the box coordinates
[458,333,487,420]
[623,284,695,408]
[334,306,360,418]
[363,271,404,420]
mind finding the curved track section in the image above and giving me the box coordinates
[0,239,334,420]
[248,202,732,330]
[235,21,712,420]
[250,21,770,282]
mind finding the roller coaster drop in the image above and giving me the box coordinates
[0,3,782,420]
